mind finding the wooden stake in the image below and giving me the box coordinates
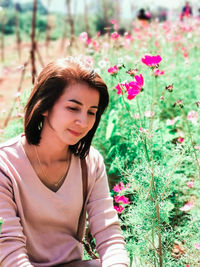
[102,0,109,29]
[15,3,21,60]
[3,59,29,128]
[45,0,51,56]
[66,0,74,46]
[84,0,90,35]
[0,6,5,62]
[30,0,37,84]
[36,44,45,68]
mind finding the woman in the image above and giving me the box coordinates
[0,58,129,267]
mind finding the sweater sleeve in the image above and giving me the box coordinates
[0,162,33,267]
[86,150,129,267]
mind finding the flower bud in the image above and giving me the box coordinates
[173,99,184,108]
[166,84,173,92]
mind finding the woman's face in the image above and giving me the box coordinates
[42,82,100,146]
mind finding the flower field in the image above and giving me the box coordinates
[1,18,200,267]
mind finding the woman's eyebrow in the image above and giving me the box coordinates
[68,99,98,109]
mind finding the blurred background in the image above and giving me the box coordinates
[1,0,200,40]
[0,0,199,130]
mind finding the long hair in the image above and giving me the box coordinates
[24,58,109,158]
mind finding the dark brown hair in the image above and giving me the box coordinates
[24,57,109,158]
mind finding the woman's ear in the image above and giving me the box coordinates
[42,111,48,116]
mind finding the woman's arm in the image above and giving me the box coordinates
[55,259,101,267]
[86,149,130,267]
[0,166,33,267]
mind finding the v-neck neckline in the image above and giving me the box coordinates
[19,134,73,194]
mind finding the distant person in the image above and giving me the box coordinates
[180,1,193,21]
[137,8,151,21]
[198,8,200,19]
[159,10,167,22]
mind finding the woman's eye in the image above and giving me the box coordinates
[88,111,96,116]
[68,107,78,111]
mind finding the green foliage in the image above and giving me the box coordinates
[91,24,200,266]
[2,19,200,266]
[3,118,23,140]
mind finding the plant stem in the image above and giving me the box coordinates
[161,146,187,200]
[136,97,150,162]
[150,166,163,267]
[151,227,157,267]
[155,200,163,267]
[121,92,150,163]
[179,107,200,179]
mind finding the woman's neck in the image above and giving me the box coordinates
[23,134,70,166]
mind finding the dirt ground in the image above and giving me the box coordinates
[0,38,68,131]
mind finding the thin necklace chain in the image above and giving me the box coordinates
[34,146,70,188]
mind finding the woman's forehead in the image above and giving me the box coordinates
[59,83,100,106]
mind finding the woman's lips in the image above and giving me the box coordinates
[68,129,82,137]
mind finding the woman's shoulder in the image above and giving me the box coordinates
[88,146,103,160]
[0,134,22,150]
[86,146,105,170]
[0,135,22,162]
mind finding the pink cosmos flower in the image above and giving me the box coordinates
[96,31,101,37]
[110,19,117,25]
[127,74,144,100]
[113,183,124,193]
[127,84,141,100]
[86,38,91,45]
[113,185,122,193]
[135,74,144,88]
[139,127,149,133]
[92,40,100,51]
[194,145,200,150]
[177,137,184,143]
[134,113,140,119]
[114,74,144,100]
[194,243,200,250]
[110,19,118,30]
[114,195,130,204]
[111,31,119,40]
[113,182,127,193]
[179,201,194,211]
[79,32,88,42]
[166,117,179,126]
[141,55,162,67]
[183,52,188,58]
[115,84,122,95]
[108,65,119,75]
[154,68,165,77]
[186,181,194,188]
[114,81,130,95]
[144,111,155,118]
[114,205,124,213]
[187,110,198,125]
[124,32,132,40]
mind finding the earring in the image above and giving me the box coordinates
[38,121,43,131]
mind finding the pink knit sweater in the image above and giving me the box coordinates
[0,135,129,267]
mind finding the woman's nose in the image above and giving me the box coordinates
[75,113,88,127]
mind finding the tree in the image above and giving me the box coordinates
[94,0,115,34]
[16,0,47,14]
[0,0,14,8]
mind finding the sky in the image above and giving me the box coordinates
[16,0,200,16]
[41,0,200,11]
